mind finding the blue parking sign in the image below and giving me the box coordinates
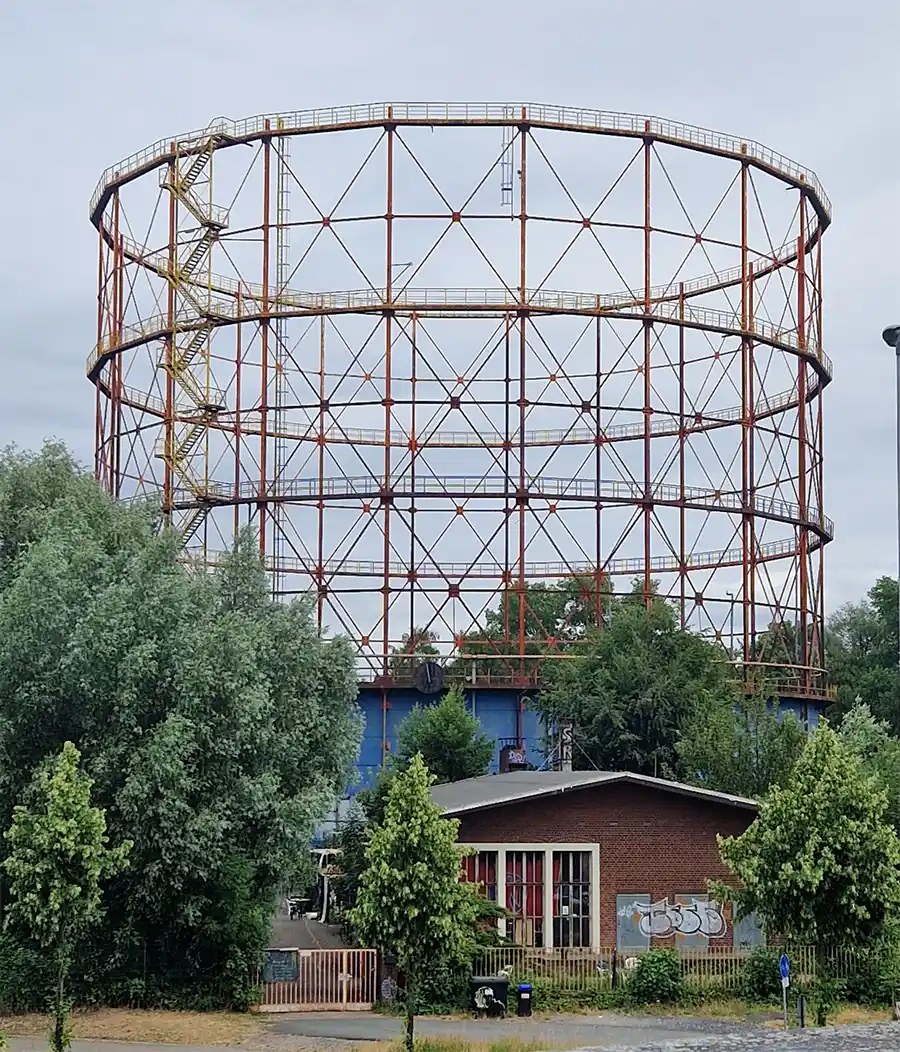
[779,954,790,981]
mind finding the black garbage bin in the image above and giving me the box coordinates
[469,975,509,1018]
[516,983,533,1017]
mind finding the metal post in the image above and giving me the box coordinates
[884,327,900,669]
[896,344,900,666]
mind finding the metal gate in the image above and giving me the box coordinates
[257,948,378,1012]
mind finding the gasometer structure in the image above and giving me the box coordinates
[88,103,832,789]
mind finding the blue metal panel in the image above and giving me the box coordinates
[349,686,549,795]
[349,687,825,799]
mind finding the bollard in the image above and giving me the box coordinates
[797,994,805,1028]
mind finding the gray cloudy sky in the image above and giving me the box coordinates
[0,0,898,611]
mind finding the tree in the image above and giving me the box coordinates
[539,592,735,775]
[389,627,440,680]
[454,574,612,681]
[3,742,131,1051]
[395,686,494,784]
[676,689,807,799]
[827,578,900,731]
[0,443,362,1004]
[715,723,900,1022]
[350,755,477,1052]
[836,702,900,830]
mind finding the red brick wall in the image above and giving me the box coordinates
[454,782,755,946]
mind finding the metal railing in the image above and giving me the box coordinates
[475,945,867,993]
[108,379,820,452]
[171,532,812,581]
[90,103,830,221]
[161,473,831,538]
[86,289,832,383]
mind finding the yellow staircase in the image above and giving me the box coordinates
[156,133,230,544]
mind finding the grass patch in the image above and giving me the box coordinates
[615,998,759,1020]
[0,1008,265,1045]
[758,1003,895,1028]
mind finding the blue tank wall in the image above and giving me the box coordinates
[350,686,547,796]
[345,688,826,799]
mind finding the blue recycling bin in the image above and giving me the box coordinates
[516,982,533,1017]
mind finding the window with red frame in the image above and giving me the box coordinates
[552,851,591,948]
[506,851,544,947]
[460,851,498,901]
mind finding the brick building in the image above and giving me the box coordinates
[430,770,765,953]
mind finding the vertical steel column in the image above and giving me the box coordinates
[94,222,106,484]
[740,155,751,664]
[517,110,528,706]
[678,284,687,627]
[382,112,395,677]
[259,126,272,560]
[594,315,603,625]
[233,289,243,539]
[748,260,757,649]
[815,232,825,678]
[409,312,418,637]
[642,127,652,607]
[162,156,177,522]
[796,193,809,686]
[110,192,123,500]
[317,315,326,632]
[504,312,512,648]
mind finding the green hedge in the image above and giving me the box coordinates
[0,935,258,1014]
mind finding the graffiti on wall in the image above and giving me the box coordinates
[617,897,726,939]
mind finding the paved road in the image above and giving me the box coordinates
[270,1009,729,1046]
[267,1012,900,1050]
[7,1021,900,1052]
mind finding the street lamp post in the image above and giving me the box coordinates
[881,325,900,667]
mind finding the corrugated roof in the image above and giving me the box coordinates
[430,770,758,816]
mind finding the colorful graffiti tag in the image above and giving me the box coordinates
[617,897,726,939]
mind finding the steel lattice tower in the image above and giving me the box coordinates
[90,104,832,770]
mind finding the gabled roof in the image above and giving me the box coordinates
[429,769,758,817]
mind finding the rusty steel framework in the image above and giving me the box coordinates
[89,103,832,702]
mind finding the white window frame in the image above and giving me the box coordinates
[461,842,600,950]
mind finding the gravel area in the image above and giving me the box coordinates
[574,1023,900,1051]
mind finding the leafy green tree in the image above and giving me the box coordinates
[539,593,735,775]
[350,755,477,1051]
[836,702,900,830]
[455,574,612,681]
[715,723,900,1023]
[3,742,131,1051]
[827,578,900,731]
[676,690,806,799]
[0,443,362,1004]
[395,686,494,784]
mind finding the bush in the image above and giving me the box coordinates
[840,945,900,1006]
[626,949,683,1005]
[0,932,257,1013]
[739,947,782,1003]
[0,934,54,1012]
[529,980,625,1013]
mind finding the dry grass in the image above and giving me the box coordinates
[0,1008,266,1046]
[758,1004,895,1028]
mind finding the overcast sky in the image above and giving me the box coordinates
[0,0,898,612]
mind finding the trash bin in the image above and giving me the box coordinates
[469,975,509,1018]
[516,983,533,1017]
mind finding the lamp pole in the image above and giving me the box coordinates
[881,325,900,668]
